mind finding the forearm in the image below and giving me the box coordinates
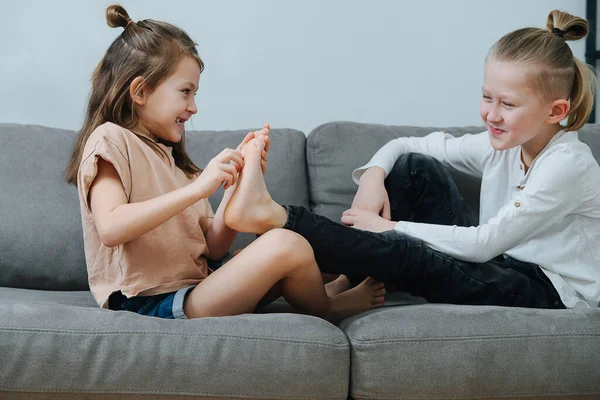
[98,183,204,247]
[359,166,386,184]
[205,186,237,260]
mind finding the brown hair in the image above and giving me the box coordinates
[487,9,596,131]
[65,4,204,184]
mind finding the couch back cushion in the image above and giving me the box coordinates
[306,121,600,223]
[0,124,308,290]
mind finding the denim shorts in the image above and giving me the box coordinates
[108,285,196,319]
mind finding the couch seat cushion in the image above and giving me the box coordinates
[340,304,600,399]
[0,287,349,399]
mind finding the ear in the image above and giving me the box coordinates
[129,76,147,106]
[546,99,569,124]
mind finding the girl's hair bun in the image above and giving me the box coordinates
[547,9,588,41]
[106,4,133,29]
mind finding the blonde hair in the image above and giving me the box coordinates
[487,9,596,131]
[65,5,204,184]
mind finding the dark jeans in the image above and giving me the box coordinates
[283,153,565,309]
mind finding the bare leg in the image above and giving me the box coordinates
[184,229,384,323]
[256,274,352,307]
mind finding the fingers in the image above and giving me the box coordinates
[221,163,238,189]
[340,209,355,226]
[218,148,244,169]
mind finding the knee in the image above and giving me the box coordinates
[258,229,314,265]
[393,153,438,173]
[390,153,444,181]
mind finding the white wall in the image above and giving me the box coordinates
[0,0,589,134]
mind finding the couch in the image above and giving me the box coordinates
[1,121,599,400]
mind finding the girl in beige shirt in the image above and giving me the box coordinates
[65,4,385,323]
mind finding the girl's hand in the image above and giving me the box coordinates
[341,209,396,233]
[195,148,245,196]
[238,124,271,174]
[351,167,391,219]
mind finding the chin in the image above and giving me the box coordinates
[488,133,506,150]
[168,130,183,143]
[489,136,517,151]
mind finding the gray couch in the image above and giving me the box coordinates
[1,121,599,400]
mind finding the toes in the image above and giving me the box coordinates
[373,282,385,290]
[375,288,386,297]
[372,297,385,306]
[363,277,376,285]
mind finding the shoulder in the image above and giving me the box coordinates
[86,122,133,149]
[82,122,136,163]
[534,136,599,189]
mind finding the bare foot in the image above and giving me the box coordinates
[224,137,287,234]
[328,277,386,324]
[324,275,351,297]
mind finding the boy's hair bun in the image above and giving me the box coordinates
[547,9,588,41]
[106,4,133,29]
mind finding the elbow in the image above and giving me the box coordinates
[471,254,490,264]
[468,249,495,264]
[96,220,123,248]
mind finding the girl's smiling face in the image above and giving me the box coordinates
[135,56,200,143]
[480,59,557,153]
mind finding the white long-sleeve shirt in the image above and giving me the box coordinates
[353,130,600,308]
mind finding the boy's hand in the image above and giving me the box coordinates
[341,208,396,233]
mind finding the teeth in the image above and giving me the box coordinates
[176,119,183,125]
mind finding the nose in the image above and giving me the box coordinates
[486,104,502,123]
[188,99,198,114]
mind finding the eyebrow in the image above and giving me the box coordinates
[183,82,198,91]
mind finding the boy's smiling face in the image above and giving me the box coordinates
[480,59,554,152]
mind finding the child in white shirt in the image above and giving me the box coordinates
[224,10,599,309]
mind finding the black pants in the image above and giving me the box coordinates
[283,153,565,309]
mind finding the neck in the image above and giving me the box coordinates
[132,123,159,143]
[520,123,562,168]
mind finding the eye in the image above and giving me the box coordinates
[482,94,492,101]
[503,101,515,107]
[182,89,191,95]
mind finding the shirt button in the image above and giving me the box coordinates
[519,165,523,170]
[514,202,521,208]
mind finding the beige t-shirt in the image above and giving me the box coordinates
[77,122,214,308]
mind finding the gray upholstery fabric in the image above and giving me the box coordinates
[0,287,349,399]
[340,304,600,399]
[0,124,308,290]
[306,121,484,222]
[0,124,88,290]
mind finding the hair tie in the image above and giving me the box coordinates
[125,18,134,29]
[552,27,565,38]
